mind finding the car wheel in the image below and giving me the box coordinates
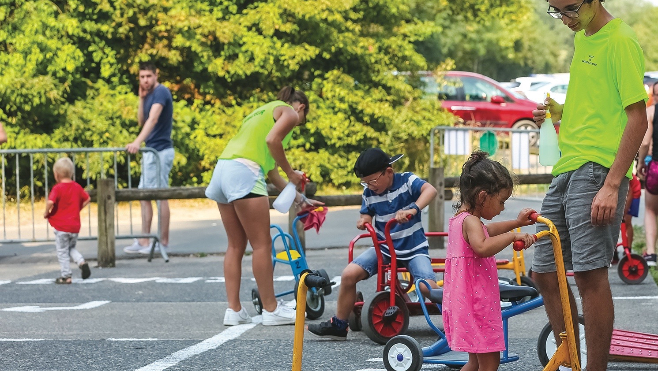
[512,119,539,146]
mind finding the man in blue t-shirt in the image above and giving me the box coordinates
[124,62,175,255]
[308,148,438,340]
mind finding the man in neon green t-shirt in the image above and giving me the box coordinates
[531,1,648,370]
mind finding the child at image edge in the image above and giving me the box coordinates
[308,147,439,340]
[44,157,91,284]
[443,151,535,371]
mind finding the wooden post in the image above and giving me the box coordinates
[289,188,306,253]
[428,167,445,249]
[97,179,115,267]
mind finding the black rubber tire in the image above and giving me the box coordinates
[362,291,410,345]
[383,335,423,371]
[294,280,325,320]
[511,275,540,303]
[617,253,649,284]
[537,315,586,369]
[251,288,263,315]
[348,291,364,331]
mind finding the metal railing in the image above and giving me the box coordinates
[0,147,162,251]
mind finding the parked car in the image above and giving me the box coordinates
[422,71,539,134]
[524,79,569,105]
[508,76,555,98]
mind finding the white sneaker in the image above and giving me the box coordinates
[262,303,296,326]
[223,307,252,326]
[124,239,148,254]
[138,243,167,255]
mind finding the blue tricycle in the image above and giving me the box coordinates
[251,210,333,320]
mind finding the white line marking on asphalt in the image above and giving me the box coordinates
[109,278,160,284]
[251,275,295,282]
[0,280,10,285]
[613,296,658,300]
[134,323,257,371]
[155,277,202,283]
[74,278,107,284]
[205,277,225,283]
[16,279,56,285]
[0,339,45,342]
[107,338,160,341]
[2,301,110,313]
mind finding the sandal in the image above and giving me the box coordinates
[55,277,72,284]
[79,262,91,279]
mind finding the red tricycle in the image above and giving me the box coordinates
[347,218,447,344]
[615,223,649,284]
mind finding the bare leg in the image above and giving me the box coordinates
[645,192,658,255]
[139,200,152,247]
[533,271,580,355]
[574,268,613,371]
[218,202,248,312]
[335,263,368,320]
[159,200,170,246]
[475,352,500,371]
[460,353,478,371]
[232,196,279,312]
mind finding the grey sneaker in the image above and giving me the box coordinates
[138,243,167,255]
[644,253,657,267]
[123,239,147,254]
[262,303,296,326]
[223,307,252,326]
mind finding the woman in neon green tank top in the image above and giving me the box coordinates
[206,86,323,326]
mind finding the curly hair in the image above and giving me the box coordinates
[454,151,514,213]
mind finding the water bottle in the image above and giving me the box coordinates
[539,99,560,166]
[273,171,305,213]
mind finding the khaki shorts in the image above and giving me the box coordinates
[532,162,629,273]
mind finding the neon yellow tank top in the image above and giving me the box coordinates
[219,101,294,173]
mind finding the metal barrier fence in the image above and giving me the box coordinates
[0,147,162,252]
[430,125,552,192]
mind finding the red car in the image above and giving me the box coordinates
[423,71,539,132]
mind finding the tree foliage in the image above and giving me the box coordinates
[0,0,454,194]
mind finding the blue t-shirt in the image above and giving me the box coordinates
[360,172,428,260]
[143,84,173,151]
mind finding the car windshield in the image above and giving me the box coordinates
[528,81,551,91]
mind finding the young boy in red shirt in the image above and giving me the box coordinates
[44,157,91,284]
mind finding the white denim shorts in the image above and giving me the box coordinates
[205,159,268,204]
[139,148,175,189]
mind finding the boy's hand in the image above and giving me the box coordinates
[43,211,49,219]
[395,209,415,224]
[513,233,535,249]
[516,208,536,226]
[356,215,372,230]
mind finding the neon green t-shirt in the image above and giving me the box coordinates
[553,19,647,179]
[219,100,294,174]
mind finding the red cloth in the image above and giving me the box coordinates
[630,174,641,199]
[298,207,328,233]
[47,182,90,233]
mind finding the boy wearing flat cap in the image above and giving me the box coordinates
[308,148,438,340]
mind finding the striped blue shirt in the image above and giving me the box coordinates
[360,172,428,260]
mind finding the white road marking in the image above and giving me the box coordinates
[613,296,658,300]
[0,280,10,285]
[109,278,160,284]
[2,300,110,313]
[205,277,225,283]
[155,277,202,283]
[0,339,45,342]
[107,338,160,341]
[134,323,257,371]
[16,279,57,285]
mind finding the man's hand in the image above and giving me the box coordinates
[591,184,620,226]
[126,141,141,154]
[533,97,563,125]
[138,85,150,99]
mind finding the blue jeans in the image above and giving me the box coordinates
[352,247,435,281]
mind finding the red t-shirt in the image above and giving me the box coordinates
[47,181,90,233]
[630,174,641,199]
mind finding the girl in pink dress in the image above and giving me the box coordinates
[443,151,536,371]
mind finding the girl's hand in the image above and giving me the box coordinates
[514,233,535,249]
[395,209,415,224]
[516,208,537,226]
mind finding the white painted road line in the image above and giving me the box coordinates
[613,296,658,300]
[0,280,10,285]
[2,301,110,313]
[134,323,257,371]
[0,339,45,342]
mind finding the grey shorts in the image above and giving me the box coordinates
[532,162,629,273]
[139,148,174,189]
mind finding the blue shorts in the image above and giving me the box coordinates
[532,162,629,273]
[205,159,268,204]
[352,247,436,282]
[627,197,640,217]
[139,148,174,189]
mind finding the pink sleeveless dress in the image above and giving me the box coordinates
[442,212,505,353]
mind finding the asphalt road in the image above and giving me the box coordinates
[1,197,657,370]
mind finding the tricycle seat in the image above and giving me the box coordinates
[499,283,538,302]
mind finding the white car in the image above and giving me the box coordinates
[524,80,569,105]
